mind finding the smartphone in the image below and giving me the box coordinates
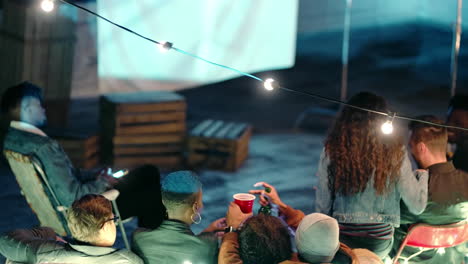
[112,169,129,178]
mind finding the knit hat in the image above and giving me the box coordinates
[295,213,340,263]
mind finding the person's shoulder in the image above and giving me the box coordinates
[113,249,144,264]
[7,127,52,145]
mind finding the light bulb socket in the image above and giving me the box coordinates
[160,41,173,51]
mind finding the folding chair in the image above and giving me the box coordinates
[3,150,131,250]
[392,221,468,264]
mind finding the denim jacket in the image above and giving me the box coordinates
[315,148,428,227]
[4,126,109,207]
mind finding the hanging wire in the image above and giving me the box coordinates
[56,0,468,132]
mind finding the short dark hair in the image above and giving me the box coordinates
[161,171,202,209]
[448,94,468,112]
[238,214,292,264]
[67,194,113,243]
[0,82,43,115]
[409,115,447,153]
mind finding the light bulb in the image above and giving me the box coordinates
[263,78,276,91]
[41,0,54,12]
[158,41,173,53]
[437,248,445,255]
[381,120,394,135]
[183,261,192,264]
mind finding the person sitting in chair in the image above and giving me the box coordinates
[0,81,165,229]
[392,115,468,263]
[0,194,142,263]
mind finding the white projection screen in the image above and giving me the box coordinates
[97,0,298,92]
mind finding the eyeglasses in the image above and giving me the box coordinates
[100,216,119,228]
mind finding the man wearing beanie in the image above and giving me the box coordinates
[296,213,382,264]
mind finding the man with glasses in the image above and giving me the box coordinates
[0,194,143,263]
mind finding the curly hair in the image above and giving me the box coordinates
[238,214,292,264]
[324,92,404,196]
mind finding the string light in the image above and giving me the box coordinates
[436,248,446,255]
[263,78,277,91]
[41,0,54,12]
[381,113,395,135]
[158,41,173,53]
[53,0,468,134]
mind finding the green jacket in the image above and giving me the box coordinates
[133,220,218,264]
[393,162,468,264]
[4,127,109,207]
[0,227,142,264]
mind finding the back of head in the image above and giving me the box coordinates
[409,115,447,154]
[325,91,404,195]
[238,214,292,264]
[1,82,43,118]
[161,170,202,211]
[67,194,113,243]
[295,213,339,263]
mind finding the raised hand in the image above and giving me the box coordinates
[249,181,285,207]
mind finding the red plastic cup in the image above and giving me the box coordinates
[233,193,256,213]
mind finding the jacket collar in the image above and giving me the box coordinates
[10,121,47,137]
[68,244,119,256]
[427,161,456,175]
[160,219,194,235]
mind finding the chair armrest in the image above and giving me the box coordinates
[101,189,120,201]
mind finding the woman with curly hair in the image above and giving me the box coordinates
[316,92,428,258]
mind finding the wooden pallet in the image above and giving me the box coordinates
[188,120,251,171]
[46,129,100,169]
[100,91,186,169]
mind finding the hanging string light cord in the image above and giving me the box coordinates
[56,0,468,132]
[279,87,468,131]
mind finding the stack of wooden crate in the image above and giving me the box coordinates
[188,120,252,171]
[47,129,100,169]
[100,91,186,169]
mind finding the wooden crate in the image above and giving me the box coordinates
[100,91,186,169]
[46,129,100,169]
[0,0,76,127]
[188,120,251,171]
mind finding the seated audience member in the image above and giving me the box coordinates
[0,82,165,229]
[392,116,468,263]
[446,94,468,172]
[296,213,383,264]
[132,170,224,264]
[0,194,142,263]
[315,92,428,258]
[219,182,382,264]
[219,210,294,264]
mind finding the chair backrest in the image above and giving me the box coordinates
[405,221,468,248]
[3,150,69,236]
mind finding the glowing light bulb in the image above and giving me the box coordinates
[158,41,173,53]
[381,120,394,135]
[263,78,277,91]
[41,0,54,12]
[437,248,445,255]
[183,261,192,264]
